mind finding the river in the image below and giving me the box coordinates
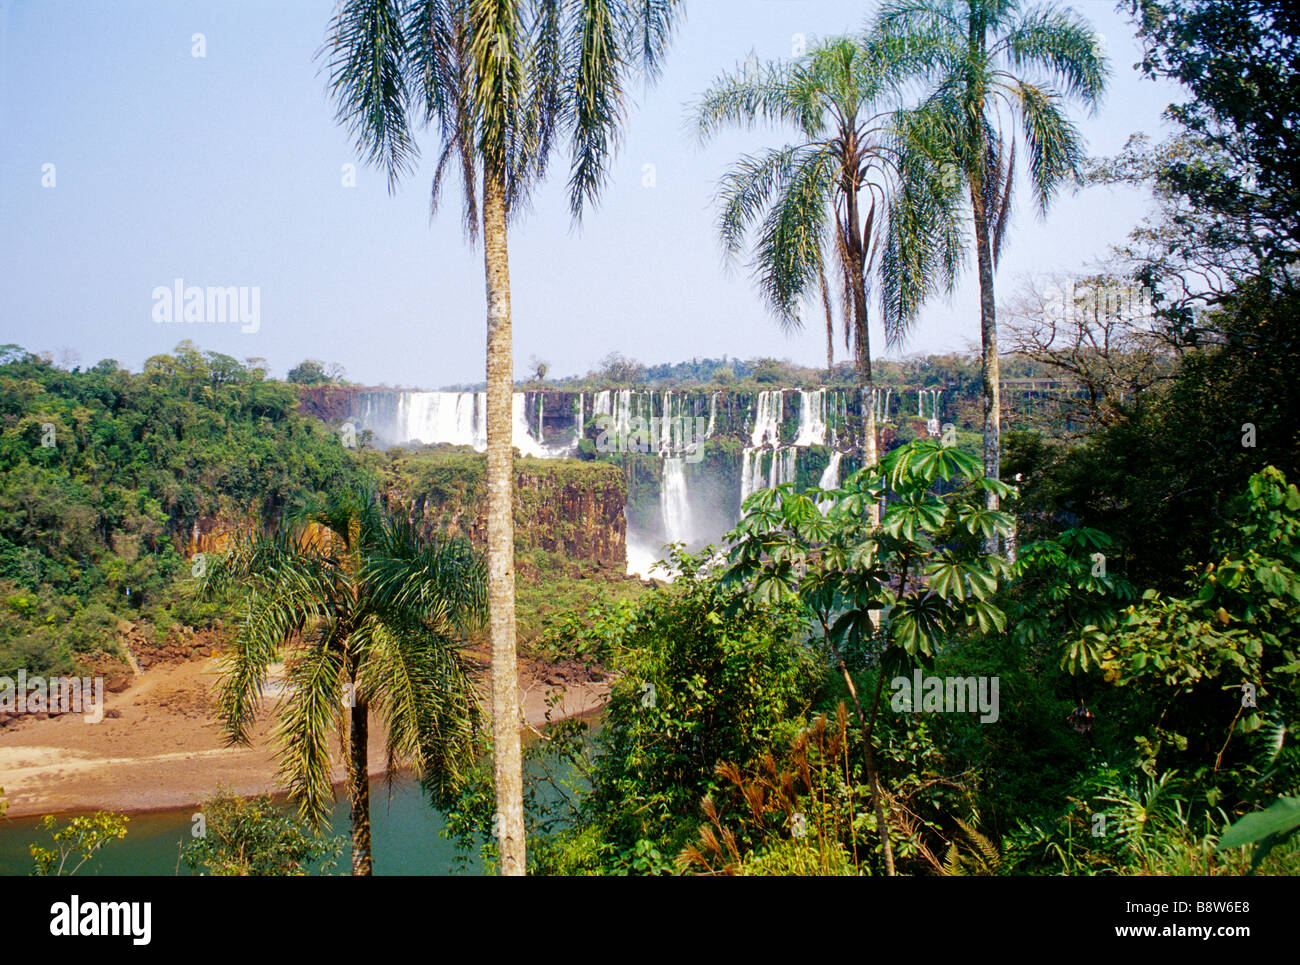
[0,724,594,876]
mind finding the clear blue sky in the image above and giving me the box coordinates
[0,0,1183,388]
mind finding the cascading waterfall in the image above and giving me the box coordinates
[740,446,798,504]
[740,447,761,505]
[706,392,718,438]
[739,388,854,515]
[575,392,584,446]
[916,387,942,420]
[593,388,635,439]
[872,387,893,424]
[794,389,828,446]
[399,391,482,448]
[819,450,843,491]
[511,394,546,457]
[770,446,797,489]
[390,390,543,455]
[750,390,783,447]
[661,457,694,544]
[659,390,676,455]
[385,390,549,455]
[829,390,850,448]
[743,390,788,511]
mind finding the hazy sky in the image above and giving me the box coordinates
[0,0,1184,388]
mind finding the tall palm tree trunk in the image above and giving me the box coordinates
[482,161,525,876]
[844,188,879,478]
[970,181,1001,555]
[349,694,372,876]
[842,185,893,875]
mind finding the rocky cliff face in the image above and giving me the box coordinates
[380,451,626,568]
[170,451,627,571]
[514,465,626,565]
[296,384,365,425]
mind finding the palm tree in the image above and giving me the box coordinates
[694,33,963,878]
[877,0,1108,551]
[201,490,486,875]
[693,34,963,477]
[321,0,681,875]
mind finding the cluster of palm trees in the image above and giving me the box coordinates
[699,0,1106,547]
[203,0,1107,877]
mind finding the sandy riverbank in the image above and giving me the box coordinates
[0,654,607,818]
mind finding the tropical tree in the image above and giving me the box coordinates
[693,33,963,474]
[201,490,486,875]
[724,439,1014,874]
[321,0,682,874]
[877,0,1108,551]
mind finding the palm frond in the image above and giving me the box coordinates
[565,0,627,220]
[999,4,1107,107]
[618,0,681,86]
[321,0,419,192]
[991,135,1015,264]
[365,519,487,634]
[692,57,812,144]
[715,145,808,261]
[274,634,347,828]
[355,614,482,806]
[1012,78,1084,214]
[751,144,838,332]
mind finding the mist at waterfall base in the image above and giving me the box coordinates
[340,387,939,580]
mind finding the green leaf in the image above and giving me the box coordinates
[1217,796,1300,873]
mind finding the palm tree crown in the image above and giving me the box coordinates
[322,0,681,225]
[877,0,1108,553]
[880,0,1107,237]
[694,34,963,377]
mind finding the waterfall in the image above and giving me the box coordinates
[510,394,546,457]
[819,451,843,491]
[742,389,836,514]
[400,391,482,448]
[770,446,797,488]
[794,389,828,446]
[617,390,633,437]
[659,390,675,455]
[740,447,763,505]
[575,392,584,446]
[832,390,851,447]
[705,392,717,439]
[536,394,544,445]
[914,387,942,420]
[873,387,892,424]
[393,390,542,455]
[751,390,783,446]
[474,393,487,448]
[594,389,634,439]
[741,445,798,508]
[661,457,694,544]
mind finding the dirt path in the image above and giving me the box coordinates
[0,656,608,818]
